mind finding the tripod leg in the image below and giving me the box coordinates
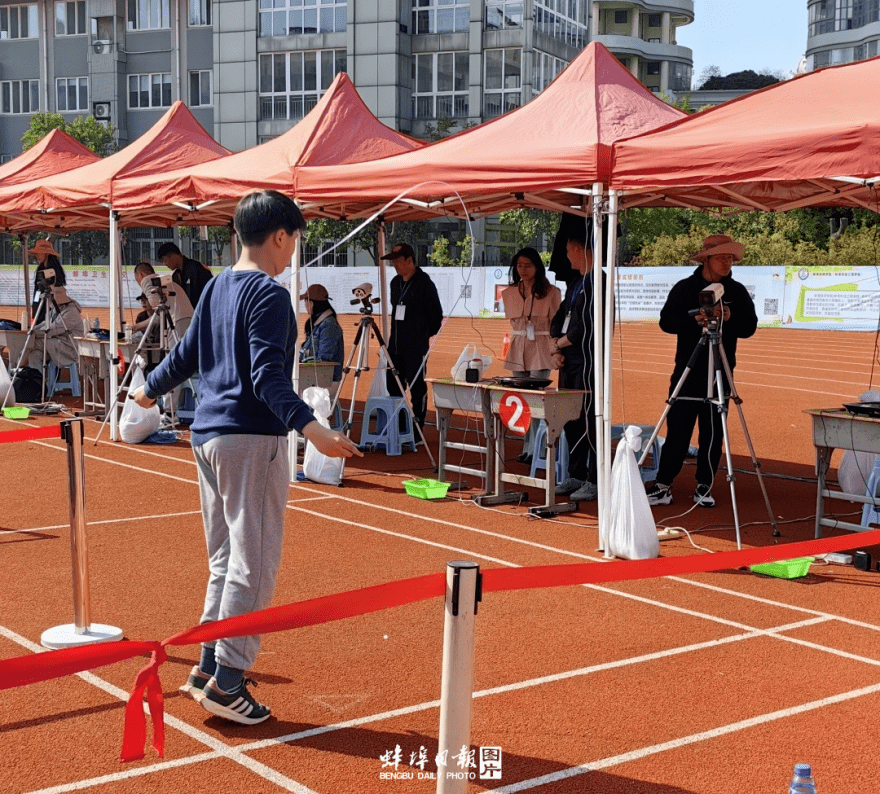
[713,367,742,549]
[718,344,780,537]
[3,293,49,410]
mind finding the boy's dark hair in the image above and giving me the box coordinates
[134,261,155,278]
[156,242,182,259]
[234,190,307,247]
[566,222,589,247]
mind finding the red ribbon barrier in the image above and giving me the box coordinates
[0,426,62,444]
[1,529,878,761]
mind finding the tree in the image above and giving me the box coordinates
[422,118,476,141]
[178,225,233,266]
[21,112,116,156]
[427,234,473,267]
[698,69,781,91]
[303,218,378,264]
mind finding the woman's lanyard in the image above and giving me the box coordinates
[561,277,585,335]
[520,283,536,340]
[395,279,413,322]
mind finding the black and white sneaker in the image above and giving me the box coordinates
[646,482,673,505]
[179,665,211,701]
[200,677,271,725]
[693,484,716,508]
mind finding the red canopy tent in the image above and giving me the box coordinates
[610,56,880,212]
[291,42,686,221]
[110,72,424,224]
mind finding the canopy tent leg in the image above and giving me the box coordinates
[377,218,389,340]
[591,183,609,556]
[289,233,302,482]
[109,209,119,441]
[19,233,31,323]
[602,190,619,551]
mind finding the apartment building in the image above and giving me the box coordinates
[806,0,880,69]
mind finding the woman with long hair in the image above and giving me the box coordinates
[500,247,562,462]
[28,239,67,324]
[300,283,345,397]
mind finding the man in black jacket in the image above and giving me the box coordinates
[157,242,214,308]
[646,234,758,508]
[382,243,443,429]
[549,223,600,502]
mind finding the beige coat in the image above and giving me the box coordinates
[501,283,562,372]
[28,298,84,369]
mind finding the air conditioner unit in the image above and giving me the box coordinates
[92,40,110,54]
[93,101,111,120]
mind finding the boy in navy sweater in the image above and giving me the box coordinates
[133,190,360,724]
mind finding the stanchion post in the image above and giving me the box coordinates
[436,561,481,794]
[41,419,124,649]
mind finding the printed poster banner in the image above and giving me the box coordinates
[782,266,880,330]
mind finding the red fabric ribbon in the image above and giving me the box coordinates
[0,426,62,444]
[1,531,878,761]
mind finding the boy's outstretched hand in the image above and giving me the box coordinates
[302,421,364,458]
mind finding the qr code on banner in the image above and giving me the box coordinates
[764,298,779,315]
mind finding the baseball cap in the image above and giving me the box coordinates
[380,243,415,261]
[299,283,330,301]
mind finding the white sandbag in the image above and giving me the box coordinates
[302,386,344,486]
[367,350,390,399]
[119,362,162,444]
[607,425,660,560]
[451,342,492,381]
[0,356,15,406]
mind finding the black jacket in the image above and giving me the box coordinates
[388,267,443,362]
[660,265,757,389]
[172,256,213,308]
[550,269,603,371]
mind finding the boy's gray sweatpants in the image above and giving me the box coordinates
[193,433,289,671]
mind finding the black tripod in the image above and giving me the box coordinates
[2,277,69,409]
[330,305,436,469]
[638,314,778,549]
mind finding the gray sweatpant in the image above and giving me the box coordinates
[193,433,289,671]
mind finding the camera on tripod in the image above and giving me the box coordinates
[350,282,381,315]
[688,283,725,326]
[35,269,56,294]
[143,274,172,308]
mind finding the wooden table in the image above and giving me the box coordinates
[806,408,880,536]
[0,329,31,370]
[297,362,337,393]
[75,337,158,420]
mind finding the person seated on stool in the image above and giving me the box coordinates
[27,285,84,380]
[299,283,344,399]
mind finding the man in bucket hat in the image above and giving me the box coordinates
[645,234,757,508]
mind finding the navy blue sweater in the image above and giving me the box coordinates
[144,268,315,446]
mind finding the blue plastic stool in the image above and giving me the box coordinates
[530,419,570,483]
[359,396,416,456]
[47,361,81,397]
[611,424,664,483]
[861,458,880,527]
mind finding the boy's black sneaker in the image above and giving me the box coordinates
[179,665,211,701]
[200,677,271,725]
[646,482,673,505]
[693,484,716,508]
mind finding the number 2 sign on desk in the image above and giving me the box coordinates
[499,391,531,437]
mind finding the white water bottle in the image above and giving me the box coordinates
[789,763,816,793]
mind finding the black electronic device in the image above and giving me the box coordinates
[843,402,880,418]
[492,376,552,390]
[854,550,872,571]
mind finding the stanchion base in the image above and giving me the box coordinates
[657,528,682,541]
[41,623,124,650]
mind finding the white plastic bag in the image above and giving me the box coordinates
[302,386,344,486]
[839,451,877,496]
[119,361,162,444]
[451,343,492,381]
[606,426,660,560]
[0,356,15,406]
[368,350,390,399]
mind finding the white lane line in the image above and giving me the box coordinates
[492,681,880,793]
[0,624,318,794]
[3,511,202,535]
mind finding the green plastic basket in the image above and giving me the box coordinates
[3,406,30,420]
[749,557,814,580]
[403,479,451,500]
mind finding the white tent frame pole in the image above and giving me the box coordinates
[591,182,608,554]
[377,220,389,340]
[602,190,619,551]
[20,234,31,321]
[109,209,119,441]
[289,233,302,482]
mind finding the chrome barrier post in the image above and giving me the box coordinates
[41,420,124,649]
[436,561,481,794]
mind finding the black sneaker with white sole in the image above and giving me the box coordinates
[646,482,672,505]
[693,484,716,508]
[200,677,271,725]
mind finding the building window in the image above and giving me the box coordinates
[128,73,172,108]
[646,61,660,75]
[127,0,170,30]
[485,0,522,29]
[259,0,346,36]
[1,80,40,114]
[809,0,837,34]
[852,0,880,27]
[0,4,38,39]
[188,70,212,106]
[55,1,86,35]
[812,49,832,67]
[189,0,211,26]
[259,49,346,120]
[484,48,520,119]
[647,13,661,27]
[305,241,347,267]
[534,0,588,48]
[531,50,564,97]
[412,52,469,119]
[56,77,88,111]
[614,9,628,24]
[412,0,469,35]
[670,61,691,92]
